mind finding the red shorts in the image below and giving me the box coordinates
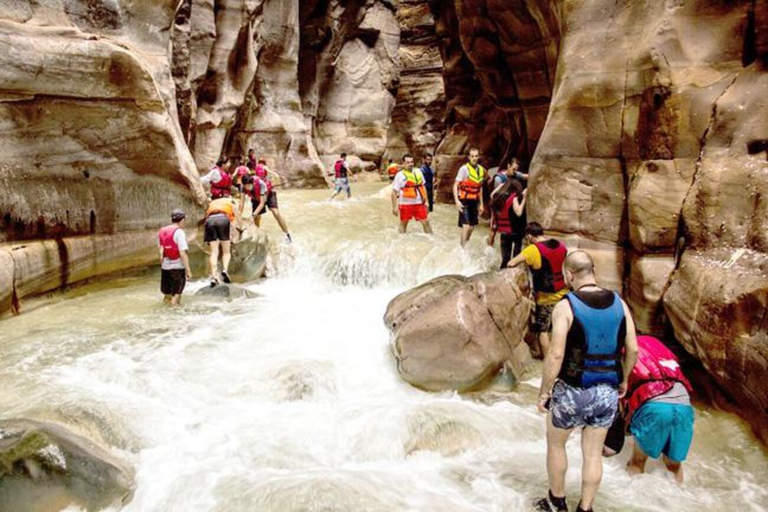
[399,203,428,222]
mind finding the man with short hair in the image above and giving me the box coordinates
[329,152,355,200]
[491,158,529,195]
[453,148,486,247]
[391,154,433,234]
[534,250,639,512]
[201,157,233,199]
[508,222,569,356]
[420,154,435,212]
[158,209,192,306]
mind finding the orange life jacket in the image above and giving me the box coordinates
[206,198,235,222]
[401,169,428,201]
[387,163,399,177]
[458,163,486,201]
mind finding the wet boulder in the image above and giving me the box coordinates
[195,283,258,300]
[384,268,533,392]
[0,419,133,511]
[191,226,268,283]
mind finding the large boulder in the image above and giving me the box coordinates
[191,226,268,283]
[195,283,258,300]
[0,419,133,511]
[384,269,533,392]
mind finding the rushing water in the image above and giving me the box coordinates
[1,184,766,512]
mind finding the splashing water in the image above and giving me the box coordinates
[0,184,766,511]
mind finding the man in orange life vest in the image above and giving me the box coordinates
[386,159,399,181]
[623,335,695,484]
[201,157,233,199]
[453,148,486,247]
[508,222,569,356]
[534,250,638,512]
[204,196,241,286]
[158,209,192,306]
[391,154,433,234]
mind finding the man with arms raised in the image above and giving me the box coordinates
[534,251,638,512]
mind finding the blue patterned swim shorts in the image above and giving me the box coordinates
[550,380,619,430]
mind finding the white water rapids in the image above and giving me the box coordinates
[0,184,766,511]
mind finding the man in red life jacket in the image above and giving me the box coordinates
[622,335,695,484]
[391,154,433,234]
[254,158,293,244]
[453,148,486,247]
[329,152,356,201]
[239,174,268,221]
[201,157,233,199]
[508,222,569,357]
[158,209,192,306]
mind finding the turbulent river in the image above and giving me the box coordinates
[1,184,766,511]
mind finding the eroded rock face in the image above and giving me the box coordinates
[384,269,532,392]
[0,419,133,511]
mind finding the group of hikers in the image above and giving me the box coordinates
[157,148,696,511]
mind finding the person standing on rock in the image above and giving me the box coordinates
[507,222,568,356]
[420,153,435,212]
[453,148,486,247]
[158,209,192,306]
[392,154,433,234]
[201,157,233,200]
[204,196,241,286]
[622,335,694,484]
[254,158,293,244]
[489,179,527,268]
[329,152,355,201]
[534,250,638,512]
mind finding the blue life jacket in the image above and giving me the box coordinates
[559,291,625,388]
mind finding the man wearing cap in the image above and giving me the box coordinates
[158,209,192,306]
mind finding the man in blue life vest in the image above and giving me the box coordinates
[533,251,639,512]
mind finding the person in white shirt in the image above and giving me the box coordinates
[391,154,433,234]
[157,209,192,306]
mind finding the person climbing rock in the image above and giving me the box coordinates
[507,222,568,357]
[204,196,241,286]
[239,174,268,223]
[254,158,293,244]
[247,148,256,168]
[491,157,528,195]
[391,154,433,234]
[623,335,694,484]
[386,158,399,181]
[420,153,435,212]
[534,250,639,512]
[453,148,486,247]
[489,179,527,268]
[329,152,355,200]
[158,209,192,306]
[201,157,233,199]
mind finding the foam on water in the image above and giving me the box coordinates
[0,184,766,511]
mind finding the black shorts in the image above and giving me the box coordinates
[251,197,268,215]
[266,190,278,210]
[161,268,186,296]
[204,213,231,242]
[458,200,479,227]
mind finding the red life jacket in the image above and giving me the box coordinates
[624,335,692,420]
[210,168,232,198]
[532,240,567,293]
[494,193,517,234]
[158,225,181,260]
[334,160,347,179]
[255,165,273,192]
[243,177,266,200]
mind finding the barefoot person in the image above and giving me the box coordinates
[534,251,638,512]
[329,152,355,201]
[391,154,433,234]
[158,209,192,306]
[507,222,568,356]
[204,196,240,286]
[453,148,486,247]
[254,158,293,243]
[201,157,233,199]
[624,335,694,484]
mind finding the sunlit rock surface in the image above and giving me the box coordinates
[384,269,532,392]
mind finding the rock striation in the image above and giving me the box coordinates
[384,269,532,392]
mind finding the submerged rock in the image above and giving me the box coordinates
[384,269,533,392]
[0,419,133,511]
[195,284,258,300]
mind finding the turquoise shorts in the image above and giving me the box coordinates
[630,402,694,462]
